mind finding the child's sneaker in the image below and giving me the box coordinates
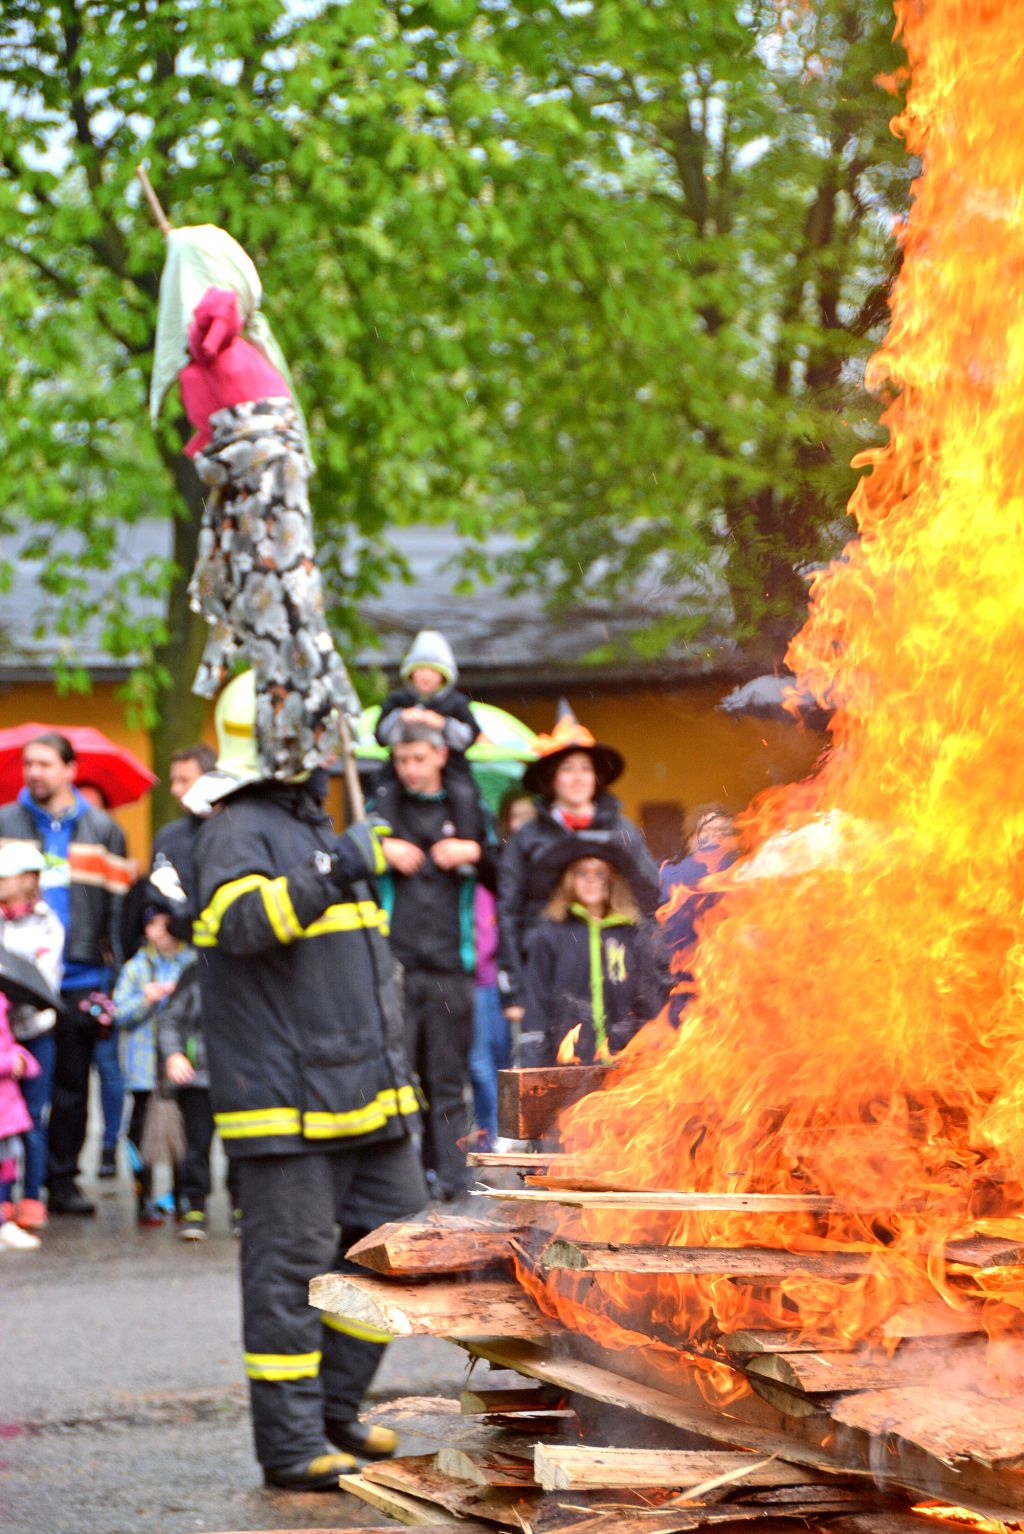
[0,1220,41,1251]
[179,1211,207,1242]
[137,1199,165,1228]
[15,1198,47,1230]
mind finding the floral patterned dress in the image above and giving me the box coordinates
[189,397,361,778]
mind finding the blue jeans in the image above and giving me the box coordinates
[20,1030,56,1201]
[468,984,511,1146]
[93,1031,125,1151]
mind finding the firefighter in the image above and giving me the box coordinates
[190,670,427,1491]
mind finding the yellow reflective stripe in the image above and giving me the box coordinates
[321,1312,392,1344]
[215,1107,302,1139]
[214,1089,416,1143]
[259,876,303,943]
[303,1085,420,1140]
[303,901,387,938]
[197,877,387,948]
[244,1350,321,1381]
[196,874,274,945]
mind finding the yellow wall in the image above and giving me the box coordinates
[0,675,826,867]
[0,682,157,867]
[486,681,825,851]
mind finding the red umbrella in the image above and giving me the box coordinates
[0,724,158,809]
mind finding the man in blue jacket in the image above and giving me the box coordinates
[0,732,131,1215]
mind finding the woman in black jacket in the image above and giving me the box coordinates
[496,706,659,1020]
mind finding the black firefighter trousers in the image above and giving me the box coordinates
[236,1133,428,1471]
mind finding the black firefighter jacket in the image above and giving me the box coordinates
[192,784,419,1158]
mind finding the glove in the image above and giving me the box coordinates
[329,816,392,886]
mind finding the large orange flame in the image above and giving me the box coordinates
[531,0,1024,1367]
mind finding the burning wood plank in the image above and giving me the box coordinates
[831,1385,1024,1470]
[539,1235,1024,1278]
[480,1187,842,1213]
[745,1342,988,1396]
[539,1238,878,1278]
[308,1273,553,1339]
[458,1335,1024,1516]
[721,1329,855,1355]
[943,1234,1024,1268]
[497,1064,610,1139]
[879,1303,983,1341]
[467,1150,572,1170]
[434,1447,535,1487]
[346,1216,524,1276]
[457,1337,851,1475]
[532,1444,836,1492]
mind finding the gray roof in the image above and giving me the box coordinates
[0,519,746,689]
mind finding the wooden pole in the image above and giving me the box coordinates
[136,164,174,235]
[339,714,367,823]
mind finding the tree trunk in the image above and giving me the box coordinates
[148,438,209,831]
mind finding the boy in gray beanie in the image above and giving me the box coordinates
[375,631,484,836]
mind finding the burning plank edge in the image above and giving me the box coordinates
[497,1064,612,1140]
[308,1272,555,1339]
[745,1344,990,1396]
[540,1238,880,1278]
[539,1236,1023,1280]
[479,1187,846,1213]
[830,1385,1024,1472]
[531,1445,842,1492]
[346,1216,530,1276]
[466,1149,572,1169]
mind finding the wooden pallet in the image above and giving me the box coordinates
[308,1070,1024,1530]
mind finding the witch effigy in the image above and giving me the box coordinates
[149,220,361,779]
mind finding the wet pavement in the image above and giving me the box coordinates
[1,1151,497,1534]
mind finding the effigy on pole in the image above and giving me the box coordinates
[140,167,362,791]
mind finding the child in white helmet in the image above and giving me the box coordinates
[0,842,64,1233]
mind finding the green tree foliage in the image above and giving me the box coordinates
[0,0,906,802]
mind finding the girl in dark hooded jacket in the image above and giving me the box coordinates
[520,845,668,1068]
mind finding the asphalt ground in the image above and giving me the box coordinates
[1,1135,511,1534]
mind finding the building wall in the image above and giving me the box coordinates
[0,675,827,869]
[484,681,826,858]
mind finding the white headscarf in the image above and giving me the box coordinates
[150,224,313,464]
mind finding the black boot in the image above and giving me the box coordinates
[325,1417,398,1459]
[263,1450,357,1490]
[47,1183,96,1216]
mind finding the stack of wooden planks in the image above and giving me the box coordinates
[309,1066,1024,1532]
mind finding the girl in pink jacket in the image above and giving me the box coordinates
[0,994,42,1250]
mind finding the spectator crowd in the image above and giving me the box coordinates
[0,628,737,1490]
